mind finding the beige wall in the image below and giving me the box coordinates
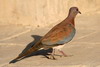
[0,0,100,28]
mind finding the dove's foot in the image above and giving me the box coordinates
[49,55,56,60]
[49,48,57,60]
[58,50,68,57]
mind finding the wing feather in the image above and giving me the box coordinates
[41,23,75,46]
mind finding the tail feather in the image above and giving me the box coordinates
[9,42,43,64]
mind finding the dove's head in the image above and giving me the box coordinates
[68,7,81,18]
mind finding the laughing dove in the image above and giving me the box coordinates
[10,7,81,63]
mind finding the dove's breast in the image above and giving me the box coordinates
[58,28,76,44]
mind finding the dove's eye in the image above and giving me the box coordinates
[76,9,78,11]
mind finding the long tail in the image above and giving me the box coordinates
[9,42,43,64]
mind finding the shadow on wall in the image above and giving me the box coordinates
[9,35,53,63]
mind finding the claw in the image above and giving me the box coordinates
[58,50,67,57]
[50,48,57,60]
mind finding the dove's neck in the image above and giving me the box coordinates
[67,14,76,26]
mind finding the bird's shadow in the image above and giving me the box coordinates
[10,35,53,63]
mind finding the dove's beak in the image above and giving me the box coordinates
[78,11,81,14]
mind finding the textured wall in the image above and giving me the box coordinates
[0,0,100,28]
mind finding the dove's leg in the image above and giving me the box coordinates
[50,48,56,60]
[52,45,67,57]
[58,50,67,57]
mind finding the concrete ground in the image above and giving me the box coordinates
[0,13,100,67]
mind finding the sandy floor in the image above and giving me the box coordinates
[0,13,100,67]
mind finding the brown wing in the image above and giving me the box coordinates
[41,23,75,46]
